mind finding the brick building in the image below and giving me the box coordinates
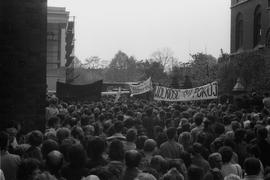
[0,0,47,131]
[231,0,270,52]
[230,0,270,91]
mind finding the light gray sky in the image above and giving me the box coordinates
[48,0,231,63]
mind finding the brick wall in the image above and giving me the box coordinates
[0,0,47,132]
[231,0,269,53]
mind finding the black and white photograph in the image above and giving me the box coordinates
[1,0,270,180]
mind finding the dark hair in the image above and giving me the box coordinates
[109,139,124,161]
[166,127,177,140]
[180,151,192,168]
[187,165,204,180]
[0,131,9,150]
[68,144,87,168]
[219,146,233,163]
[214,123,225,135]
[126,129,137,142]
[257,127,268,139]
[90,167,113,180]
[193,113,204,126]
[87,137,106,159]
[71,126,84,142]
[17,158,40,180]
[247,144,261,158]
[114,121,124,133]
[28,130,43,147]
[150,155,168,173]
[47,117,59,128]
[41,139,59,157]
[243,157,261,176]
[80,115,90,126]
[136,135,148,150]
[125,150,141,168]
[59,137,76,161]
[143,139,157,152]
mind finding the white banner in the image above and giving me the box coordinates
[154,81,218,102]
[130,77,153,96]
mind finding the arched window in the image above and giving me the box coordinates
[266,28,270,48]
[235,13,243,50]
[254,5,262,47]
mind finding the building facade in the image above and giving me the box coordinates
[231,0,270,52]
[47,7,74,91]
[230,0,270,91]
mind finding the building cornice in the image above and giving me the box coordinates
[231,0,250,9]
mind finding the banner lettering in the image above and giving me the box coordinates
[130,77,152,96]
[154,81,218,101]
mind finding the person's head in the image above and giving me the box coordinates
[109,139,124,161]
[68,144,87,168]
[143,139,157,153]
[71,126,84,141]
[83,125,95,137]
[178,132,192,145]
[150,155,168,173]
[114,121,124,133]
[219,146,233,164]
[59,137,77,161]
[32,171,57,180]
[17,158,41,180]
[126,129,137,142]
[41,139,59,158]
[0,131,9,151]
[166,127,177,140]
[47,117,60,129]
[231,121,241,132]
[160,168,184,180]
[193,113,204,126]
[247,144,260,158]
[87,137,106,159]
[28,130,43,147]
[208,153,222,169]
[243,157,261,176]
[191,142,203,155]
[135,173,157,180]
[257,127,268,140]
[56,127,70,144]
[187,165,204,180]
[214,123,225,136]
[125,150,141,168]
[46,150,63,173]
[136,135,148,150]
[224,174,241,180]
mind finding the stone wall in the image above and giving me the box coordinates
[0,0,47,132]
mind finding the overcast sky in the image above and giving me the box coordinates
[48,0,231,63]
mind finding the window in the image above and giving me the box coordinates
[254,5,262,47]
[236,13,244,50]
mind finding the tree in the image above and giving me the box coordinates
[136,60,169,85]
[151,47,175,71]
[84,56,101,69]
[182,75,193,89]
[189,53,218,86]
[105,51,140,82]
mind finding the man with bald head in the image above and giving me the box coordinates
[45,150,64,179]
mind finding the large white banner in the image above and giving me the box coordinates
[154,81,218,102]
[130,77,153,96]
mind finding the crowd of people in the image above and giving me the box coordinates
[1,92,270,180]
